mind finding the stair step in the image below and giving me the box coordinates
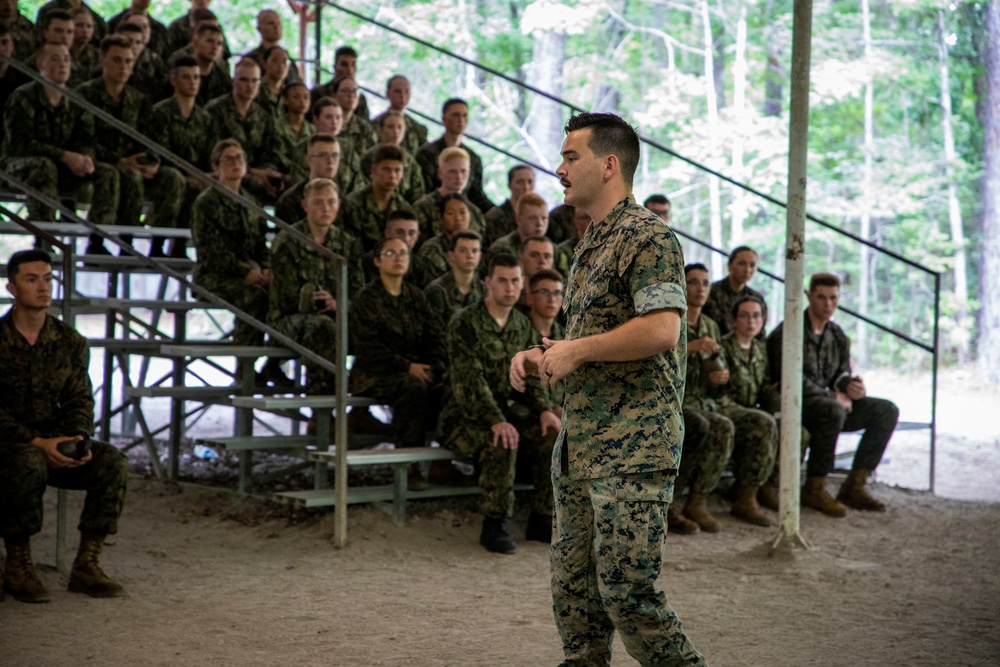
[157,344,297,359]
[311,447,454,466]
[198,435,319,451]
[230,395,373,410]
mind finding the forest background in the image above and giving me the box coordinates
[15,0,998,382]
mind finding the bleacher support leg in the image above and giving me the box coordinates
[392,464,407,526]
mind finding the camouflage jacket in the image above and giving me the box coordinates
[362,244,436,289]
[68,43,98,89]
[195,63,232,108]
[337,185,412,252]
[340,113,377,154]
[191,185,269,285]
[242,45,300,83]
[8,12,37,63]
[267,218,365,327]
[273,115,314,175]
[359,145,425,204]
[0,310,94,445]
[560,194,688,480]
[486,231,571,278]
[411,190,485,241]
[273,179,307,225]
[74,79,151,162]
[423,271,486,327]
[414,137,493,213]
[718,332,773,410]
[108,9,169,58]
[129,48,169,103]
[438,301,548,433]
[484,199,515,247]
[349,280,448,394]
[415,233,450,281]
[683,313,722,412]
[164,13,233,62]
[2,81,95,162]
[703,277,768,339]
[287,137,367,197]
[206,93,277,169]
[371,110,428,157]
[767,311,853,400]
[149,96,214,172]
[547,204,577,245]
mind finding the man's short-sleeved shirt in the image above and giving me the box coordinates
[558,195,687,480]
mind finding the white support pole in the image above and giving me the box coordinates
[773,0,814,552]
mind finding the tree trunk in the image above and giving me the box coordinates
[525,28,566,171]
[702,0,724,277]
[763,0,783,118]
[857,0,874,367]
[730,2,748,244]
[939,10,970,363]
[979,0,1000,383]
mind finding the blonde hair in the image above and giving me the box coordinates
[516,192,547,216]
[438,146,470,167]
[303,177,339,199]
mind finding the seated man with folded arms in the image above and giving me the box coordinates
[767,272,899,515]
[415,97,493,213]
[2,43,117,247]
[423,230,485,326]
[362,210,434,288]
[703,245,768,338]
[485,164,534,246]
[437,254,560,554]
[191,139,288,386]
[360,110,425,204]
[486,193,569,277]
[350,236,448,488]
[411,146,485,242]
[417,193,473,279]
[0,249,127,602]
[337,144,411,252]
[372,75,428,157]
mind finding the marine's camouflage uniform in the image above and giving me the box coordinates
[423,271,485,327]
[411,189,485,244]
[370,110,428,158]
[702,277,767,339]
[550,194,706,666]
[483,199,515,247]
[337,185,411,252]
[359,144,425,204]
[148,96,214,225]
[0,312,126,539]
[413,137,493,213]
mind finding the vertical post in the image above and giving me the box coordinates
[313,1,323,85]
[930,272,940,493]
[56,488,68,574]
[334,258,349,547]
[773,0,814,552]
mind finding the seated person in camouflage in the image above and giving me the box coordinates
[668,262,735,535]
[415,98,493,213]
[0,0,38,64]
[767,272,899,516]
[555,206,590,259]
[0,24,31,151]
[372,75,428,157]
[0,250,128,603]
[424,230,484,326]
[337,144,411,252]
[273,81,314,176]
[360,110,425,204]
[350,236,448,488]
[275,132,339,224]
[191,139,287,385]
[2,43,117,241]
[39,10,83,86]
[148,54,213,258]
[255,45,288,118]
[268,177,363,397]
[165,2,232,64]
[417,193,473,279]
[107,1,169,59]
[311,46,368,120]
[703,245,768,338]
[362,210,434,288]
[302,97,365,195]
[644,193,672,225]
[189,21,230,107]
[77,34,185,256]
[437,254,561,554]
[330,75,376,154]
[69,7,98,84]
[486,193,570,277]
[116,17,168,103]
[243,10,299,84]
[411,146,485,242]
[484,164,534,246]
[713,295,779,527]
[37,0,106,48]
[207,57,285,203]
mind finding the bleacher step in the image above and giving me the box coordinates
[198,435,320,452]
[311,447,455,466]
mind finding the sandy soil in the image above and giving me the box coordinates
[2,477,998,667]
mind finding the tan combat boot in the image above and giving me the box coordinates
[68,533,124,598]
[837,469,887,512]
[731,484,772,527]
[3,538,51,603]
[801,476,847,517]
[683,492,721,533]
[667,502,699,535]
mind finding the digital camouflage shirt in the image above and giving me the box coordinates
[191,185,269,287]
[206,94,277,169]
[371,110,428,158]
[718,332,772,410]
[423,271,486,327]
[559,194,687,480]
[2,81,95,162]
[702,277,768,339]
[74,78,152,162]
[411,189,485,242]
[414,137,493,213]
[484,199,515,247]
[683,313,722,412]
[149,96,214,172]
[766,310,853,401]
[359,145,425,204]
[337,185,412,252]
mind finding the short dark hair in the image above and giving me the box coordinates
[330,75,355,94]
[371,144,404,166]
[564,112,640,187]
[171,54,198,71]
[728,245,757,264]
[41,9,72,31]
[308,133,337,148]
[262,45,288,63]
[7,249,53,282]
[520,235,553,253]
[312,96,339,119]
[448,230,481,251]
[507,164,532,183]
[335,46,357,61]
[809,272,841,291]
[529,269,563,289]
[685,262,709,276]
[190,8,218,26]
[731,294,765,319]
[281,81,308,98]
[644,194,670,207]
[386,209,418,225]
[0,23,9,39]
[437,193,469,217]
[385,74,407,90]
[194,22,222,38]
[442,98,467,115]
[487,253,520,277]
[115,22,142,36]
[100,34,132,57]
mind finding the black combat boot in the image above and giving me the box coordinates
[479,517,517,555]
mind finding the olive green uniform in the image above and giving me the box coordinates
[484,199,515,247]
[423,272,486,327]
[414,137,493,213]
[702,277,768,339]
[337,185,411,252]
[411,189,485,243]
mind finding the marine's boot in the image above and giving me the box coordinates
[68,533,124,598]
[730,484,772,527]
[683,492,720,533]
[837,469,887,512]
[2,538,51,603]
[801,476,847,518]
[757,483,780,512]
[524,512,553,543]
[479,517,517,555]
[666,502,700,535]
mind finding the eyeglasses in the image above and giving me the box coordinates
[532,289,563,298]
[235,76,261,84]
[219,154,246,164]
[380,249,409,258]
[308,152,340,161]
[737,312,763,320]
